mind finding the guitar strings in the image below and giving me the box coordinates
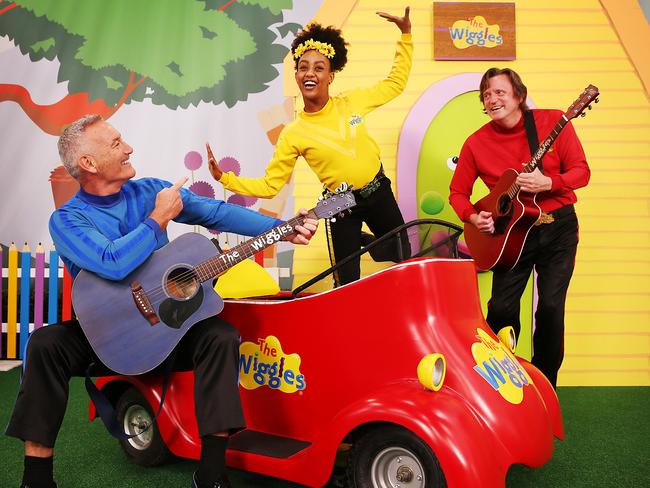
[139,214,308,303]
[133,194,355,305]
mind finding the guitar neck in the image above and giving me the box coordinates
[193,215,305,283]
[522,114,569,174]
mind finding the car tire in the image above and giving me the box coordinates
[115,387,171,466]
[346,425,446,488]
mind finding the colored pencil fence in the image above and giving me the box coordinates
[1,243,71,359]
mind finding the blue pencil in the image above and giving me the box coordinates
[19,243,31,359]
[48,246,59,325]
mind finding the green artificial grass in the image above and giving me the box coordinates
[0,365,648,487]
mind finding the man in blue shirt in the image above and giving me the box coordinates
[6,115,318,488]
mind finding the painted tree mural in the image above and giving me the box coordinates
[0,0,301,134]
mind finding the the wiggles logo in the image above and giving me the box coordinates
[239,336,306,393]
[349,114,362,126]
[449,15,503,49]
[471,329,532,404]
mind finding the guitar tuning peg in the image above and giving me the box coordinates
[330,217,336,223]
[318,195,324,201]
[588,105,592,110]
[595,98,599,103]
[581,112,586,117]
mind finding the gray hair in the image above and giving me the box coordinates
[57,114,102,179]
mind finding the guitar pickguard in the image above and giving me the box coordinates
[158,286,204,329]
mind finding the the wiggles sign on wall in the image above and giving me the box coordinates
[433,2,515,60]
[449,15,503,49]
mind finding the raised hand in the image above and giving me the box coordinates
[206,143,223,181]
[150,176,188,230]
[377,6,411,34]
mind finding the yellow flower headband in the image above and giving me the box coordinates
[293,39,336,59]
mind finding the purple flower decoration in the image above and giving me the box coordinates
[188,181,215,199]
[227,194,247,207]
[184,151,203,171]
[208,228,220,235]
[219,156,240,176]
[241,196,258,208]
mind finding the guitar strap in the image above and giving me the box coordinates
[523,110,542,172]
[84,350,175,440]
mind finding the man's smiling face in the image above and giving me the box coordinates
[82,120,135,186]
[481,74,524,129]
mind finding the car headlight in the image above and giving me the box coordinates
[417,353,446,391]
[497,326,517,353]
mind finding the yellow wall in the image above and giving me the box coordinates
[289,0,650,386]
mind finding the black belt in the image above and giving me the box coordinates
[548,204,575,219]
[354,167,386,199]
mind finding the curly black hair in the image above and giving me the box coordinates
[291,23,348,72]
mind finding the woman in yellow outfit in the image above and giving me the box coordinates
[209,7,412,285]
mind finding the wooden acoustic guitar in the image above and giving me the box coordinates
[72,191,356,375]
[464,84,599,272]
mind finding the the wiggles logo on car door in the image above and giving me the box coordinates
[471,329,532,404]
[239,335,306,393]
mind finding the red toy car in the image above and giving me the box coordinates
[91,221,563,488]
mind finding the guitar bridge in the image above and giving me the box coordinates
[131,281,160,326]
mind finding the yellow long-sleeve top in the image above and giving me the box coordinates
[219,33,413,197]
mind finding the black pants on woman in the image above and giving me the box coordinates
[329,176,407,286]
[5,316,244,447]
[486,205,579,389]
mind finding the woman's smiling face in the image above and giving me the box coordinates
[295,49,334,111]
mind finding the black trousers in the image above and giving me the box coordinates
[486,206,579,388]
[329,176,407,285]
[5,316,244,448]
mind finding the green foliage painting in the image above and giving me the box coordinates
[0,0,301,133]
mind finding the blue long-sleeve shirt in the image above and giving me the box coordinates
[49,178,283,281]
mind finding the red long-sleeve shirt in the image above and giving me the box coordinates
[449,109,591,223]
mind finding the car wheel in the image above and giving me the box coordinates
[346,425,446,488]
[115,387,171,466]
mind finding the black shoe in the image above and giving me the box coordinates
[192,471,231,488]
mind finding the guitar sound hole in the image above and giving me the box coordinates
[165,267,199,300]
[497,195,512,216]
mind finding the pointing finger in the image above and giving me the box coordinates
[171,176,189,190]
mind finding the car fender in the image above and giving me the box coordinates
[518,359,564,440]
[312,380,509,488]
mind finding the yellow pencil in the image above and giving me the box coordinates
[7,242,18,358]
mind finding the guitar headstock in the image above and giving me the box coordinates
[565,84,599,120]
[312,191,357,220]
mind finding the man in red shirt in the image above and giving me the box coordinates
[450,68,590,388]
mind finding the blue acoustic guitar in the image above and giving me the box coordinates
[72,191,356,376]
